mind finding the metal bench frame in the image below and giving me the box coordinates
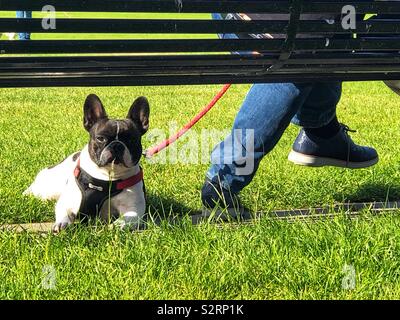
[1,0,400,87]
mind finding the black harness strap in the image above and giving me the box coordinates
[73,158,143,222]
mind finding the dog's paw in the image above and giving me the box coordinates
[113,216,146,231]
[52,221,70,234]
[113,218,127,230]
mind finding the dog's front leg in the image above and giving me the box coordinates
[52,182,81,233]
[53,198,77,233]
[112,185,146,230]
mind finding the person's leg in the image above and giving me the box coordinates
[289,82,378,168]
[291,82,342,130]
[211,13,237,40]
[16,11,31,40]
[202,12,374,210]
[24,11,32,40]
[203,12,314,203]
[202,82,314,208]
[211,13,253,55]
[16,11,26,40]
[204,82,342,194]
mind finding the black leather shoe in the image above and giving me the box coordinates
[200,178,243,219]
[288,124,378,169]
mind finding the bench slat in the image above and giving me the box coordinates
[0,50,397,87]
[1,71,399,88]
[1,62,399,74]
[1,18,400,35]
[0,53,399,68]
[3,0,400,14]
[1,38,400,54]
[1,0,293,13]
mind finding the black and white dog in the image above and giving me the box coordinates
[24,94,149,232]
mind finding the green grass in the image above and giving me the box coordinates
[1,12,400,299]
[2,214,400,300]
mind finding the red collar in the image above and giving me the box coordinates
[74,157,143,191]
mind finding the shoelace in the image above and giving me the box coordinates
[341,123,357,134]
[340,123,356,167]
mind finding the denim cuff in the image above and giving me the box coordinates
[291,112,337,129]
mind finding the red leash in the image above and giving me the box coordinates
[144,84,232,158]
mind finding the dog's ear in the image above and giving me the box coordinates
[127,96,150,135]
[83,94,108,131]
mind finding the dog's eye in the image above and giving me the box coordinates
[96,136,107,143]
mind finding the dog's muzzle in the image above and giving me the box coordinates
[99,140,131,167]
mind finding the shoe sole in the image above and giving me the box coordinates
[288,150,379,169]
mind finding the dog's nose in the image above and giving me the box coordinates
[112,143,124,154]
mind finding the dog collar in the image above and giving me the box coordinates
[74,157,143,191]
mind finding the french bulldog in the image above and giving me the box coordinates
[24,94,149,233]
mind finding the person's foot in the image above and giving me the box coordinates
[200,178,244,219]
[288,124,378,169]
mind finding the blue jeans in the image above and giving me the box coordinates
[16,11,32,40]
[206,14,342,193]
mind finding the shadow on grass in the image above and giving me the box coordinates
[334,181,400,203]
[146,192,198,220]
[146,181,400,223]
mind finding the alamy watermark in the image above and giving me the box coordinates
[341,264,356,290]
[341,5,357,30]
[41,5,56,30]
[145,123,255,176]
[41,264,56,290]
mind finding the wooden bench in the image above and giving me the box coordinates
[0,0,399,87]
